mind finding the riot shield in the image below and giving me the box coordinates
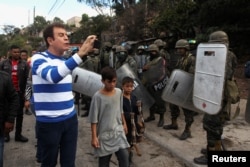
[72,67,103,97]
[193,43,227,115]
[161,69,201,112]
[109,52,114,68]
[116,63,155,111]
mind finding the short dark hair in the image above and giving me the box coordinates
[122,76,134,85]
[20,49,28,54]
[9,45,20,51]
[101,66,117,80]
[43,23,66,47]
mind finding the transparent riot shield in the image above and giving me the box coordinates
[161,69,201,112]
[72,67,103,97]
[116,63,155,111]
[193,43,227,115]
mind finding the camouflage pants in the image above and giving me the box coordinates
[203,100,228,147]
[169,103,195,126]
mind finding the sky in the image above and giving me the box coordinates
[0,0,104,29]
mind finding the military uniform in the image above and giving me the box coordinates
[163,39,196,140]
[143,44,168,127]
[194,31,238,165]
[134,45,148,80]
[154,39,171,77]
[100,42,112,69]
[79,50,101,117]
[115,46,138,75]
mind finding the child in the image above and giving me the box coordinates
[88,66,130,167]
[121,76,141,164]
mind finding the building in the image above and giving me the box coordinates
[67,16,81,28]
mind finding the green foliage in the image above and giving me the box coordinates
[152,0,197,38]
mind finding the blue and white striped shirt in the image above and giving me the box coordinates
[31,51,82,122]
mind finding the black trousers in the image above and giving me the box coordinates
[15,92,25,136]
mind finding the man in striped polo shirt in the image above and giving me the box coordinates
[31,23,96,167]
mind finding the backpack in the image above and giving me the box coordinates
[244,61,250,78]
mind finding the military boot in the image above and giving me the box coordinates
[194,146,215,165]
[157,113,164,127]
[193,155,208,165]
[200,148,207,155]
[144,110,155,122]
[163,118,178,130]
[179,124,191,140]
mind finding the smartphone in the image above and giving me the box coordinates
[93,40,101,49]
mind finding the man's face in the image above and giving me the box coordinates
[21,52,28,61]
[10,48,20,60]
[48,27,69,54]
[176,48,186,56]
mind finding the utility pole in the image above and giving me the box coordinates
[33,6,35,24]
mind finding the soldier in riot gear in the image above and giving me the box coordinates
[100,41,112,69]
[154,39,171,76]
[79,49,101,117]
[154,39,167,61]
[163,39,196,140]
[115,46,138,75]
[194,31,237,165]
[143,44,168,127]
[134,45,148,80]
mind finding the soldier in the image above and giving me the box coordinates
[115,46,138,75]
[100,41,112,69]
[163,39,196,140]
[194,31,237,165]
[134,45,148,80]
[79,49,101,117]
[143,44,168,127]
[154,39,167,61]
[154,39,171,77]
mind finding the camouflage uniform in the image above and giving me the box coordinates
[154,39,171,77]
[79,49,101,117]
[100,42,112,69]
[115,46,138,75]
[163,39,196,140]
[194,31,238,165]
[143,44,168,127]
[134,45,148,80]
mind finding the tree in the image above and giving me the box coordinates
[33,16,49,36]
[52,17,64,24]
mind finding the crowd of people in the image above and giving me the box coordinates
[0,21,237,167]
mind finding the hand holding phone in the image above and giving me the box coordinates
[93,40,101,49]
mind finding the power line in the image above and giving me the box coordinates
[48,0,59,15]
[50,0,66,17]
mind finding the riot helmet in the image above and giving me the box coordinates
[115,46,128,62]
[137,45,145,55]
[154,39,164,47]
[175,39,190,50]
[104,42,112,48]
[116,46,127,53]
[147,44,159,53]
[137,45,145,50]
[209,31,229,47]
[148,44,159,61]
